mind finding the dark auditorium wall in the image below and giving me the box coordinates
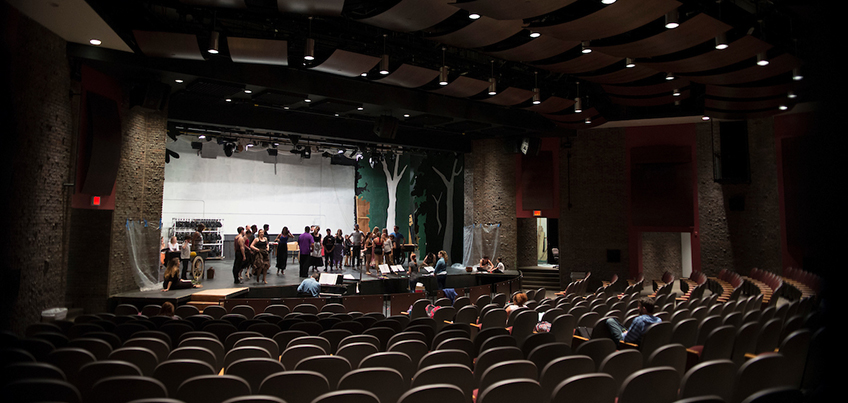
[558,128,629,288]
[1,4,73,332]
[464,138,518,271]
[696,120,781,277]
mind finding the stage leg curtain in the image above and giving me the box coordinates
[126,219,162,292]
[462,224,500,267]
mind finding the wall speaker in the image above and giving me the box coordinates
[129,82,170,111]
[520,137,541,156]
[374,116,399,139]
[714,121,751,183]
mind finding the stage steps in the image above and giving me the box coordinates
[519,266,562,291]
[187,287,249,312]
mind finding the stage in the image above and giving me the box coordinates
[109,254,523,315]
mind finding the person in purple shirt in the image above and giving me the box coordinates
[298,226,314,278]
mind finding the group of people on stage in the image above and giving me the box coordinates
[232,224,279,285]
[297,223,408,278]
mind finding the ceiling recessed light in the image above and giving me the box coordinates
[403,114,410,118]
[529,31,541,38]
[244,89,252,94]
[89,38,102,46]
[357,107,364,111]
[225,98,231,102]
[175,79,184,83]
[468,12,481,20]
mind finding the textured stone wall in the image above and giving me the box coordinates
[465,139,517,270]
[0,5,73,332]
[642,232,682,280]
[516,218,538,267]
[559,129,629,287]
[696,120,782,277]
[108,105,167,295]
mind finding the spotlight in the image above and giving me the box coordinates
[672,89,680,97]
[701,115,711,121]
[89,38,102,46]
[787,91,797,99]
[468,12,481,20]
[601,0,616,4]
[532,88,541,105]
[779,105,788,111]
[439,66,449,86]
[304,38,315,61]
[301,146,311,159]
[757,53,769,66]
[574,97,582,113]
[175,79,184,83]
[581,41,592,54]
[584,117,591,124]
[529,31,541,38]
[625,58,635,68]
[380,54,390,75]
[208,31,220,54]
[715,33,728,50]
[792,68,803,81]
[666,73,675,81]
[665,10,679,29]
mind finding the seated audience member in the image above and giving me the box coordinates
[505,292,528,314]
[604,297,660,345]
[297,272,321,297]
[162,258,202,291]
[479,256,494,271]
[159,302,178,319]
[490,257,505,273]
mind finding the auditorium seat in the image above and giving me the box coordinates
[295,355,352,390]
[89,375,168,403]
[599,349,643,392]
[318,329,353,354]
[338,367,406,403]
[477,378,543,403]
[412,364,475,403]
[678,359,735,402]
[540,355,595,403]
[177,339,224,370]
[399,384,466,403]
[335,341,378,369]
[0,362,66,384]
[110,346,160,377]
[177,374,252,403]
[479,360,538,396]
[550,373,616,403]
[387,339,428,367]
[311,389,380,403]
[224,346,272,369]
[527,342,573,377]
[418,349,472,371]
[46,347,96,384]
[225,357,285,392]
[618,367,680,403]
[152,358,216,396]
[234,336,280,359]
[124,337,171,363]
[647,344,687,375]
[2,378,82,403]
[360,351,415,387]
[259,370,330,403]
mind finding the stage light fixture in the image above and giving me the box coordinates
[665,10,679,29]
[574,97,582,113]
[715,33,728,50]
[439,48,449,85]
[666,73,675,81]
[304,38,315,61]
[581,41,592,54]
[224,143,235,157]
[792,68,803,81]
[757,53,769,66]
[208,31,220,54]
[302,146,311,159]
[532,72,541,105]
[380,34,390,75]
[626,58,635,68]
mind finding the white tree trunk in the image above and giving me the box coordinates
[433,160,462,254]
[381,158,407,232]
[432,193,443,234]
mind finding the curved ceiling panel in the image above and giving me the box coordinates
[534,52,621,74]
[450,0,577,21]
[180,0,246,8]
[276,0,345,16]
[430,76,491,97]
[532,0,680,41]
[602,79,690,96]
[578,65,658,84]
[705,97,790,111]
[310,49,380,77]
[639,35,772,73]
[358,0,458,33]
[228,37,288,66]
[481,87,535,106]
[684,53,802,85]
[594,14,731,58]
[608,91,690,106]
[427,17,524,49]
[376,64,440,88]
[705,83,795,99]
[485,36,578,62]
[542,107,599,122]
[525,96,574,114]
[133,31,204,60]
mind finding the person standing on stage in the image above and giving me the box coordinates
[334,229,344,271]
[274,226,292,275]
[233,227,247,284]
[298,226,314,278]
[391,225,405,264]
[372,230,384,268]
[350,224,363,268]
[180,238,191,280]
[363,231,373,275]
[190,223,205,252]
[343,233,352,268]
[322,228,335,272]
[251,228,270,284]
[310,226,323,273]
[242,228,253,280]
[435,250,448,289]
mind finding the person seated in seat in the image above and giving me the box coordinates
[604,296,660,345]
[297,272,321,297]
[505,292,528,315]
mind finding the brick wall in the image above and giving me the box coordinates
[465,139,517,270]
[516,218,537,267]
[107,105,167,295]
[558,129,629,287]
[696,120,782,276]
[1,4,73,332]
[641,232,682,280]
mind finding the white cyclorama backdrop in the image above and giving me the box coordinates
[162,138,355,237]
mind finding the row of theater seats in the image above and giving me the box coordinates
[3,285,822,403]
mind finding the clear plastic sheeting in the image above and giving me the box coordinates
[126,219,162,292]
[462,224,500,267]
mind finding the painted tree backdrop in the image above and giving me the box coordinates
[356,152,465,262]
